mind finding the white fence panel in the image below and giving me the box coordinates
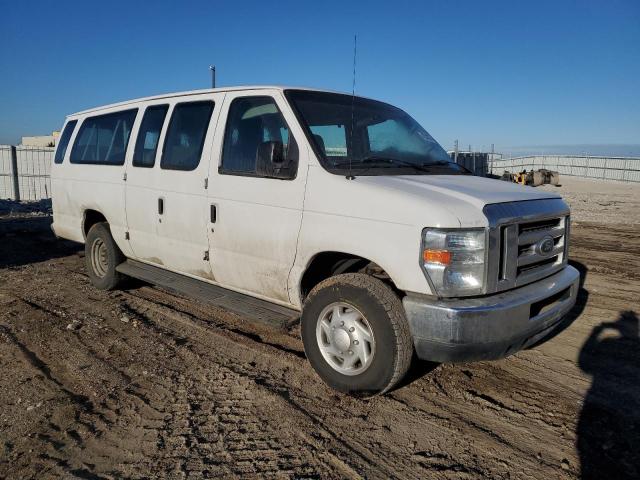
[604,169,625,181]
[15,146,53,201]
[0,145,54,201]
[628,170,640,182]
[489,155,640,183]
[0,146,14,199]
[627,159,640,171]
[607,158,627,169]
[589,158,607,168]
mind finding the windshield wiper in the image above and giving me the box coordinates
[336,156,463,178]
[354,156,453,173]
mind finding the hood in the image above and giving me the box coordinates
[370,174,561,209]
[304,167,563,229]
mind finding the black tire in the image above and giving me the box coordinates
[301,273,413,396]
[85,222,125,290]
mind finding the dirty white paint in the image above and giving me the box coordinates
[51,86,562,310]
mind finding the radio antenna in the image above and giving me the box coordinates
[346,34,357,180]
[209,65,216,88]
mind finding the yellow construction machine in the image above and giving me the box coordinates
[500,169,560,187]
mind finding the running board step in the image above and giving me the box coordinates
[116,260,299,330]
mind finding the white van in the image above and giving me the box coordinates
[52,86,579,395]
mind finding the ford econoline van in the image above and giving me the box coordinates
[51,86,579,395]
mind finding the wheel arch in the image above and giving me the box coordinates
[298,250,400,303]
[82,209,108,240]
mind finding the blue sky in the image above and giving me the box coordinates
[1,0,638,154]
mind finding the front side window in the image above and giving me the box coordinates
[133,105,168,168]
[54,120,77,164]
[70,109,137,165]
[285,89,466,176]
[160,101,214,171]
[220,96,297,178]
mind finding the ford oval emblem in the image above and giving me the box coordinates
[537,236,555,256]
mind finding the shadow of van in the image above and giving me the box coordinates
[0,214,81,268]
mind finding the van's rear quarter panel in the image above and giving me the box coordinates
[52,164,130,256]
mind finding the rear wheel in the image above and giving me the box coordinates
[301,273,413,396]
[85,222,125,290]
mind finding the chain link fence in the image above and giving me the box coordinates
[488,155,640,183]
[1,147,639,203]
[0,145,54,200]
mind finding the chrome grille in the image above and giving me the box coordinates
[484,199,571,294]
[515,216,567,285]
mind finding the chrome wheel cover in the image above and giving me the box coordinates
[316,302,376,376]
[90,238,109,278]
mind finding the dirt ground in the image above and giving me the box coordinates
[538,176,640,224]
[1,181,639,479]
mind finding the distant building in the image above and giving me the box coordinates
[21,131,60,147]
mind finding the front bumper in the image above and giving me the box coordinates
[403,265,580,363]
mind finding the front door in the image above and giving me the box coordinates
[206,90,308,304]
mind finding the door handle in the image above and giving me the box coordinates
[158,198,164,215]
[210,204,217,223]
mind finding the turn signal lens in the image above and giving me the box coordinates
[423,249,451,265]
[421,228,486,296]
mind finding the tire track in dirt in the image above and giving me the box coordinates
[116,285,555,478]
[115,290,391,478]
[2,290,339,478]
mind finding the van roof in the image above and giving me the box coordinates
[69,85,341,117]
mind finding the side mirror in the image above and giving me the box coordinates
[256,141,291,178]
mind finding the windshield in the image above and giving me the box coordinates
[285,89,467,176]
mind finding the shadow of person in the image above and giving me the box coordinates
[577,311,640,479]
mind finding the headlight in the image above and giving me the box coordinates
[421,228,486,296]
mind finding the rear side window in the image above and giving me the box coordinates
[133,105,168,168]
[161,101,214,171]
[70,109,137,165]
[54,120,77,164]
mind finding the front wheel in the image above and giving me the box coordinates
[301,273,413,396]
